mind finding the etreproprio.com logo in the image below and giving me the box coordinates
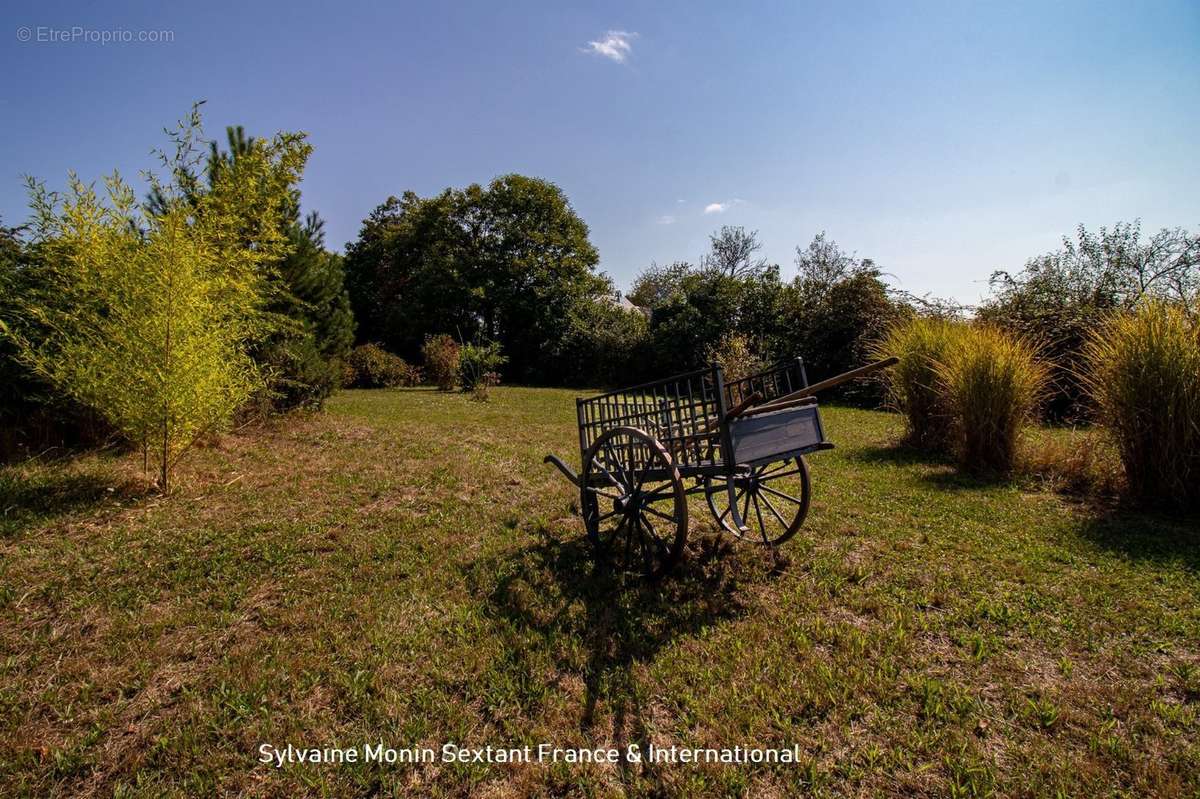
[16,26,175,44]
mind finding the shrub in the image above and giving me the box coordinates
[459,341,507,394]
[706,332,765,383]
[1081,301,1200,511]
[555,297,650,387]
[259,338,344,409]
[423,334,461,391]
[935,326,1049,476]
[782,245,901,406]
[344,343,418,388]
[470,371,501,402]
[872,317,962,451]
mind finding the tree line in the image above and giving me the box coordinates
[2,106,1197,489]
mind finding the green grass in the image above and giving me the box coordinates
[1,387,1198,797]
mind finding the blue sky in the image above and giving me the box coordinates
[2,0,1198,303]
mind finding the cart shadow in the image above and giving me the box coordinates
[477,522,773,792]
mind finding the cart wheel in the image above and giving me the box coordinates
[703,457,811,546]
[581,427,688,579]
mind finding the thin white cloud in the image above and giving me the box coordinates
[656,215,676,225]
[582,30,637,63]
[704,198,746,214]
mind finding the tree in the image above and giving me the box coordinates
[477,175,606,379]
[263,212,355,408]
[180,125,355,410]
[1,107,309,490]
[795,231,866,296]
[980,221,1200,419]
[0,218,43,453]
[702,226,770,278]
[343,175,606,381]
[643,269,754,374]
[627,260,691,309]
[781,234,899,403]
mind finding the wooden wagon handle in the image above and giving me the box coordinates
[737,395,816,418]
[752,356,899,412]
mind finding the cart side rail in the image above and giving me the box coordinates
[722,357,809,408]
[576,364,731,470]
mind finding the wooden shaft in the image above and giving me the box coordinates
[737,395,816,418]
[753,356,899,411]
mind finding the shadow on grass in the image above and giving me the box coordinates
[474,524,773,793]
[852,443,1200,568]
[846,443,951,468]
[847,443,1032,493]
[0,465,143,539]
[1074,508,1200,571]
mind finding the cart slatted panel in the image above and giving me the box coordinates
[722,360,808,408]
[577,366,724,471]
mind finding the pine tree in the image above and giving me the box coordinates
[180,125,355,409]
[264,210,355,408]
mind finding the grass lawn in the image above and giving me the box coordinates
[1,387,1198,797]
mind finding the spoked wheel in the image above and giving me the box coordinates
[580,426,688,579]
[704,456,811,546]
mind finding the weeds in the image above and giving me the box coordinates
[1020,427,1124,498]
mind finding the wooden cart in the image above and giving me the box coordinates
[545,356,896,579]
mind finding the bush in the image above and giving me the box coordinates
[1082,301,1200,511]
[423,334,461,391]
[781,264,900,406]
[258,338,344,409]
[873,317,962,451]
[706,332,765,383]
[555,297,650,387]
[344,343,419,388]
[459,341,507,394]
[935,326,1049,476]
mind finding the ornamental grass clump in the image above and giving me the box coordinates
[1081,301,1200,512]
[935,326,1049,476]
[872,316,962,452]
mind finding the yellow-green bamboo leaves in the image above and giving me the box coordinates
[2,109,311,490]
